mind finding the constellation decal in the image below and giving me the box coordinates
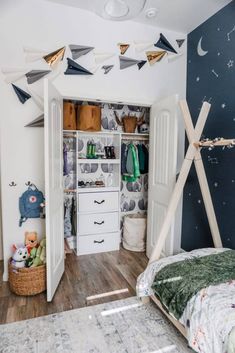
[211,69,219,78]
[227,25,235,41]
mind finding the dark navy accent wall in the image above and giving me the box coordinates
[182,1,235,250]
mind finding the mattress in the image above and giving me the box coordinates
[137,248,235,353]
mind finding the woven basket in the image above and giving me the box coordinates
[8,259,46,296]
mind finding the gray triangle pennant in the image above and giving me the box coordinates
[69,45,94,60]
[25,70,51,84]
[119,56,140,70]
[25,114,44,127]
[102,65,114,74]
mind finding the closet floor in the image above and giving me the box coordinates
[0,247,148,324]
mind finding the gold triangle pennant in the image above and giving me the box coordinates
[118,43,130,55]
[43,46,66,66]
[146,51,166,66]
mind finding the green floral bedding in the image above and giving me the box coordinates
[152,250,235,320]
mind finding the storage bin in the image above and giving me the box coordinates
[77,105,101,131]
[63,102,77,130]
[8,259,46,296]
[123,214,147,252]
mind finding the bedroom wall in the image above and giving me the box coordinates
[0,0,187,279]
[182,1,235,250]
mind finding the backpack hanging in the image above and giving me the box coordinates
[19,184,45,227]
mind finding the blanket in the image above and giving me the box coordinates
[151,250,235,320]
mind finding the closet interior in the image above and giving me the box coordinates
[63,99,150,256]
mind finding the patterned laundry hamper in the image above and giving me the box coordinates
[123,214,147,252]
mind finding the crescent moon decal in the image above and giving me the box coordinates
[197,37,208,56]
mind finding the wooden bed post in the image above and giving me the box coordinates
[149,100,222,264]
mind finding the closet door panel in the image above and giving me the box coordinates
[78,191,119,213]
[44,79,64,302]
[78,212,119,235]
[147,95,178,258]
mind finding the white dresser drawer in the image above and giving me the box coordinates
[78,212,119,235]
[78,192,119,213]
[78,232,120,255]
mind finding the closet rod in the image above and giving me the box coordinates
[64,189,76,194]
[64,134,76,138]
[122,136,149,141]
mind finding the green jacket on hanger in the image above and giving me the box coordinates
[122,143,140,182]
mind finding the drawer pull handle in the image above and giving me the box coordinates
[94,200,105,205]
[94,221,104,225]
[94,239,104,244]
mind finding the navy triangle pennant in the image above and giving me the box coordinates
[12,84,31,104]
[155,33,177,54]
[64,58,93,75]
[137,60,147,70]
[176,39,185,48]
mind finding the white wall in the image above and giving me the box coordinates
[0,0,187,279]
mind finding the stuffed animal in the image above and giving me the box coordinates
[31,238,46,267]
[25,231,38,254]
[11,244,29,268]
[25,247,37,268]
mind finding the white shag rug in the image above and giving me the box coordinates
[0,297,192,353]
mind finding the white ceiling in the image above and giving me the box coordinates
[45,0,232,33]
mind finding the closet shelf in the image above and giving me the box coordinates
[77,186,120,193]
[77,158,120,164]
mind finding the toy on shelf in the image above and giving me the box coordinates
[11,244,29,268]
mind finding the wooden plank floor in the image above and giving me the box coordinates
[0,248,148,324]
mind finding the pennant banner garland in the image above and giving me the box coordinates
[64,58,93,75]
[134,41,153,53]
[26,70,51,84]
[27,87,44,110]
[146,51,167,65]
[137,60,147,70]
[25,114,44,127]
[1,68,28,84]
[12,84,31,104]
[43,46,65,66]
[23,46,48,63]
[155,33,177,54]
[176,39,185,48]
[102,65,114,74]
[167,52,184,63]
[119,56,140,70]
[69,45,94,60]
[94,52,115,64]
[118,43,130,55]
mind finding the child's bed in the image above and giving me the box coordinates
[137,248,235,353]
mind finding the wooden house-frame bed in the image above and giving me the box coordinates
[141,99,235,340]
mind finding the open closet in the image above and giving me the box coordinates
[44,79,181,301]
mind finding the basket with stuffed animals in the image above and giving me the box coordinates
[8,232,46,296]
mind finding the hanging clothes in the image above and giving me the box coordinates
[64,195,76,237]
[63,142,69,176]
[122,143,140,182]
[137,144,149,174]
[121,143,128,175]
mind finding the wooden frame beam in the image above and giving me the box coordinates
[149,99,223,264]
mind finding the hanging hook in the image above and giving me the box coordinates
[9,181,17,187]
[25,181,32,187]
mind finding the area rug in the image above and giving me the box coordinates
[0,297,192,353]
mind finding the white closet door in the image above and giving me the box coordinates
[44,79,64,302]
[147,95,178,258]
